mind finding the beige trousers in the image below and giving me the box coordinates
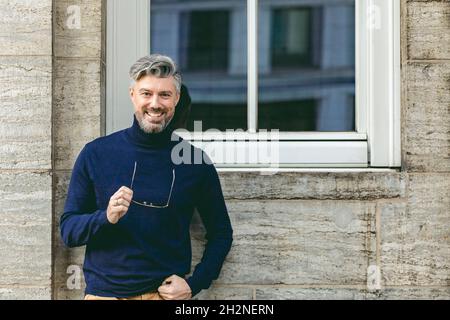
[84,291,164,300]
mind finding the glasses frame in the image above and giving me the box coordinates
[130,161,175,209]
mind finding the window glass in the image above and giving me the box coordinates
[151,0,247,131]
[151,0,355,132]
[259,2,355,132]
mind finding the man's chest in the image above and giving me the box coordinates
[91,155,202,211]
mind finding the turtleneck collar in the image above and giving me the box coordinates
[125,115,175,148]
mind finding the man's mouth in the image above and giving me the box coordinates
[144,111,164,121]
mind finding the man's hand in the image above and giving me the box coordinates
[158,275,192,300]
[106,186,133,224]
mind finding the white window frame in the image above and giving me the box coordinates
[106,0,400,168]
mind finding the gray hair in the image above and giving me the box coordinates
[129,54,181,93]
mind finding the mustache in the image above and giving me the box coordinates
[146,106,165,112]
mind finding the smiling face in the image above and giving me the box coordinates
[130,75,180,133]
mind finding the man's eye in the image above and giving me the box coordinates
[142,92,150,96]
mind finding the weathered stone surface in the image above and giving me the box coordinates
[191,200,376,285]
[0,224,51,286]
[53,171,87,300]
[0,171,51,226]
[404,62,450,172]
[255,287,367,300]
[195,286,253,300]
[56,286,85,300]
[0,56,52,169]
[218,172,406,200]
[381,174,450,286]
[54,171,71,226]
[54,58,102,170]
[407,1,450,60]
[366,287,450,300]
[0,286,51,300]
[54,0,103,58]
[256,286,450,300]
[53,259,86,300]
[0,0,52,55]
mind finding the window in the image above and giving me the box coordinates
[260,4,355,132]
[107,0,400,168]
[181,10,230,71]
[151,1,247,132]
[271,7,314,69]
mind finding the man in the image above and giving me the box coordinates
[60,54,233,300]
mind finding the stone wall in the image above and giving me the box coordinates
[52,0,105,299]
[0,0,448,299]
[0,0,53,299]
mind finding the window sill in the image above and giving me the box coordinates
[217,167,401,173]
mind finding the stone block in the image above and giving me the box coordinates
[191,200,376,285]
[380,174,450,286]
[218,172,406,200]
[0,0,52,55]
[195,286,253,300]
[0,171,51,226]
[0,286,51,300]
[407,1,450,60]
[0,224,51,287]
[54,58,102,170]
[54,0,103,58]
[404,62,450,172]
[366,287,450,300]
[255,287,366,300]
[0,56,52,169]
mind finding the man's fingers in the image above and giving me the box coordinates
[115,198,130,207]
[109,197,130,208]
[158,284,171,294]
[111,191,133,201]
[110,205,129,213]
[121,193,132,203]
[118,186,133,196]
[111,187,133,200]
[158,292,172,300]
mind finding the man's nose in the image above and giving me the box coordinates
[149,94,160,109]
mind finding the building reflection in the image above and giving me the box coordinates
[151,0,355,132]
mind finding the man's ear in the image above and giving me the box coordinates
[129,87,134,99]
[175,91,181,106]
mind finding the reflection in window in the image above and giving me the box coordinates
[151,1,247,131]
[151,0,355,132]
[259,100,317,131]
[259,2,355,131]
[180,10,230,71]
[186,102,247,132]
[271,7,313,68]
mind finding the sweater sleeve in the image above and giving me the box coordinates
[186,162,233,297]
[60,145,111,248]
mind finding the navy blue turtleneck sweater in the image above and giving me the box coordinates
[60,117,233,298]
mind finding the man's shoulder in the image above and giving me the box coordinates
[83,129,126,153]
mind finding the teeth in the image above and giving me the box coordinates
[145,112,163,117]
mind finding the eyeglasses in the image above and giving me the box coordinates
[130,161,175,208]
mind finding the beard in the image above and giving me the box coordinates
[135,111,174,134]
